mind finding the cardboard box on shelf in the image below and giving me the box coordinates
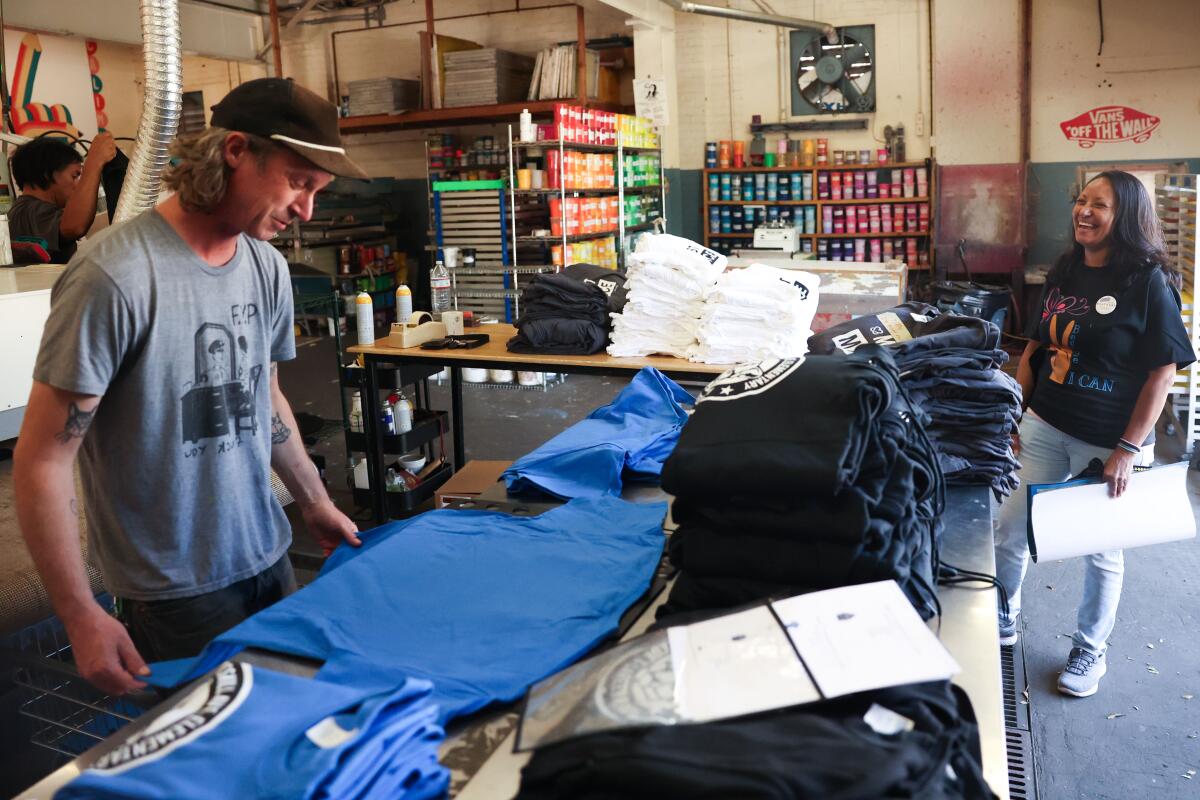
[435,460,513,508]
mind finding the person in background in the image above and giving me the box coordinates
[9,133,117,262]
[994,170,1194,697]
[13,79,368,696]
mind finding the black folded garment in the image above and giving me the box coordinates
[563,263,629,312]
[507,318,607,355]
[662,349,901,500]
[517,680,996,800]
[659,512,939,622]
[808,302,1001,356]
[507,270,618,355]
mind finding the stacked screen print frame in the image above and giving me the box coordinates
[701,159,937,271]
[1156,173,1200,461]
[506,121,666,275]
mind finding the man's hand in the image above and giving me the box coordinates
[64,607,150,695]
[302,499,361,557]
[85,132,118,168]
[1010,431,1021,458]
[1103,449,1136,498]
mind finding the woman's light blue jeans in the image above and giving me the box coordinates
[994,412,1153,656]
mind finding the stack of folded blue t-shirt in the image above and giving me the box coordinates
[56,663,447,800]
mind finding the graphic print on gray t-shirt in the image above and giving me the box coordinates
[33,210,296,601]
[182,321,267,444]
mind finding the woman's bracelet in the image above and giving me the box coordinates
[1116,438,1141,455]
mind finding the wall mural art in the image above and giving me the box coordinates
[1059,106,1161,148]
[4,30,99,140]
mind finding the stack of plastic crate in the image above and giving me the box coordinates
[1157,173,1200,456]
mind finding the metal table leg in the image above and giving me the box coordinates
[451,365,466,471]
[363,357,386,523]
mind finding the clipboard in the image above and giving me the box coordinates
[1026,460,1195,562]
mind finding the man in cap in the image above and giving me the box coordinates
[14,79,368,694]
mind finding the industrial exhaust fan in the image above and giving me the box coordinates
[790,25,875,115]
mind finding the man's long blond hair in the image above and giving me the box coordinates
[162,127,277,213]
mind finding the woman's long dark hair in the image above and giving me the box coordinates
[1047,170,1180,291]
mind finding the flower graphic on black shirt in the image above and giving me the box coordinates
[1041,287,1090,320]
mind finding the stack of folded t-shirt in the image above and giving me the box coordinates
[809,303,1022,498]
[57,665,448,800]
[608,234,726,358]
[688,264,821,364]
[516,679,995,800]
[657,347,943,622]
[508,264,628,355]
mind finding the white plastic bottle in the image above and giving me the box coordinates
[395,284,413,324]
[519,108,534,142]
[394,392,413,434]
[355,291,374,344]
[430,260,451,320]
[349,391,363,433]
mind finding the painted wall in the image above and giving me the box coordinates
[930,0,1020,166]
[81,39,267,141]
[280,0,634,181]
[673,0,933,172]
[1027,0,1200,265]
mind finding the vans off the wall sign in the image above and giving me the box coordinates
[1060,106,1160,148]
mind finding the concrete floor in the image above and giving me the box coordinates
[3,334,1199,798]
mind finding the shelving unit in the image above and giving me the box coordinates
[1157,173,1200,456]
[701,159,936,270]
[341,363,452,519]
[506,123,665,272]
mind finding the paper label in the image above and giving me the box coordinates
[863,703,915,736]
[305,717,358,750]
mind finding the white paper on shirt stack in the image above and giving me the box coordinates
[607,234,727,358]
[688,263,821,364]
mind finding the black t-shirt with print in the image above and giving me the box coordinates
[1027,264,1195,449]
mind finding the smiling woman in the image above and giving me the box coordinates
[992,169,1196,698]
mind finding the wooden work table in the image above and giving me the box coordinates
[347,324,731,522]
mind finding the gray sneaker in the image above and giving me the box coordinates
[1058,647,1106,697]
[998,618,1019,647]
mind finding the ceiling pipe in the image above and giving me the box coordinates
[661,0,838,43]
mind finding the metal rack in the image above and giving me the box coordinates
[506,124,666,272]
[1157,173,1200,457]
[4,607,144,763]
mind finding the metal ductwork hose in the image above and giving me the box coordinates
[662,0,837,42]
[114,0,183,224]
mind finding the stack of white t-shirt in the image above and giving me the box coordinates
[688,263,821,364]
[607,235,726,358]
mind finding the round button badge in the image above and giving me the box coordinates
[1096,295,1117,315]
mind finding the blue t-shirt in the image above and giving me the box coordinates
[56,662,448,800]
[146,497,667,723]
[503,367,694,499]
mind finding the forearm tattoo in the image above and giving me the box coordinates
[270,412,291,445]
[55,402,95,445]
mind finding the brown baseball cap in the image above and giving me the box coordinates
[210,77,369,180]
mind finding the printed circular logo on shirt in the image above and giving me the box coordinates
[90,661,253,774]
[698,358,805,404]
[1095,295,1117,315]
[594,638,676,724]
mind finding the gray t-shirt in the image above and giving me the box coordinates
[10,194,76,262]
[33,209,296,600]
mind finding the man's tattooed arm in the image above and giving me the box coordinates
[54,402,95,445]
[271,413,291,445]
